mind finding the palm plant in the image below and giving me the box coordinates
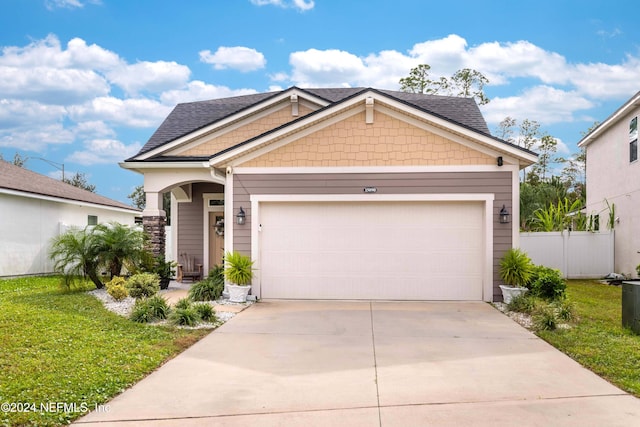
[224,251,254,286]
[49,226,104,288]
[94,222,146,278]
[499,248,533,288]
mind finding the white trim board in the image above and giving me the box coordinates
[234,165,520,175]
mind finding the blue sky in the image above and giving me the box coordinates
[2,0,640,204]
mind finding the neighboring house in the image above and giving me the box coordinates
[123,87,536,301]
[578,90,640,277]
[0,161,141,277]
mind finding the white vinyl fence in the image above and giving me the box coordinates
[520,231,614,279]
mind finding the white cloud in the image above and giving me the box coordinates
[160,81,258,105]
[569,55,640,99]
[107,61,191,95]
[269,72,289,82]
[66,138,142,165]
[481,86,595,125]
[250,0,314,11]
[290,49,366,87]
[73,120,116,138]
[0,99,66,128]
[45,0,101,10]
[199,46,266,72]
[0,124,75,151]
[68,97,172,128]
[0,65,110,104]
[0,35,119,71]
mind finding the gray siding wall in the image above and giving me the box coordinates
[234,172,512,300]
[176,182,224,267]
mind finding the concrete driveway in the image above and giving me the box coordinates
[76,301,640,426]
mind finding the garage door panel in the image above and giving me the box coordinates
[259,201,484,300]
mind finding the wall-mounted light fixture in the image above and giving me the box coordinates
[499,205,510,224]
[497,156,503,167]
[236,206,246,225]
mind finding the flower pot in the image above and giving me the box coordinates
[228,284,251,303]
[499,285,528,304]
[159,277,170,290]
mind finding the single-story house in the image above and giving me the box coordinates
[578,90,640,277]
[122,87,537,301]
[0,161,141,277]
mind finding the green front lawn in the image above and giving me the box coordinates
[0,276,209,427]
[537,280,640,397]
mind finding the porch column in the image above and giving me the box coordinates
[142,191,166,258]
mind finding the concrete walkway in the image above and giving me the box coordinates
[75,301,640,426]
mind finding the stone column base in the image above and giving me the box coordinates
[143,215,166,258]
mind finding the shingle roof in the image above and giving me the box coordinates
[0,161,139,211]
[132,86,500,159]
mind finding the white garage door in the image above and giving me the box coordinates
[258,201,485,300]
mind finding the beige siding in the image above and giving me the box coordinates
[234,172,512,300]
[177,182,223,268]
[239,110,495,167]
[178,102,315,157]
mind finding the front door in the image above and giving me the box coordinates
[209,212,225,268]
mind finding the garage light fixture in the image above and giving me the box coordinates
[499,205,510,224]
[236,207,246,225]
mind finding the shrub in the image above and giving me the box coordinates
[193,303,217,322]
[105,276,129,301]
[530,266,566,300]
[499,248,533,287]
[189,266,224,301]
[129,295,170,323]
[169,307,200,326]
[107,284,129,301]
[174,297,192,310]
[129,300,155,323]
[533,305,558,331]
[553,299,575,322]
[126,273,160,299]
[506,293,537,314]
[106,276,126,289]
[145,295,170,320]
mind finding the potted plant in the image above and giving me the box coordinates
[153,256,177,290]
[499,247,533,304]
[224,251,254,303]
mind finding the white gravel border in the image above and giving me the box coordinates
[88,288,253,328]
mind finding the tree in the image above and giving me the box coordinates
[0,152,27,167]
[49,226,104,289]
[445,68,490,105]
[94,222,147,279]
[127,184,172,225]
[128,185,146,210]
[399,64,438,94]
[532,134,558,181]
[496,116,517,142]
[558,148,586,201]
[399,64,490,105]
[519,119,541,151]
[63,172,96,193]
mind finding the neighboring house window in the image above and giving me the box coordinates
[88,215,98,226]
[630,117,638,163]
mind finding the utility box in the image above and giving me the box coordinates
[622,281,640,334]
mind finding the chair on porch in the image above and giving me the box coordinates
[176,253,203,282]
